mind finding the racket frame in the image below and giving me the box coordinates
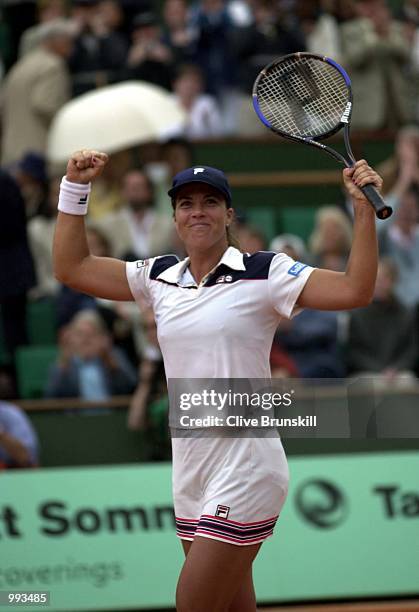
[252,52,392,219]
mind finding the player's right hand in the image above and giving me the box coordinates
[66,149,109,184]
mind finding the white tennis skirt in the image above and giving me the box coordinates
[172,433,289,546]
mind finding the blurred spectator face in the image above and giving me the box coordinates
[396,127,419,162]
[236,225,266,253]
[374,260,397,302]
[318,217,349,255]
[71,317,109,361]
[163,0,188,29]
[39,0,67,22]
[122,171,153,211]
[395,190,419,232]
[270,233,306,260]
[252,0,277,25]
[174,67,204,101]
[47,32,74,58]
[14,153,47,216]
[162,141,193,177]
[279,244,299,259]
[97,0,123,29]
[71,2,97,28]
[132,23,161,44]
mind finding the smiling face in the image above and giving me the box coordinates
[173,183,233,254]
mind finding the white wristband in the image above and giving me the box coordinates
[58,176,91,216]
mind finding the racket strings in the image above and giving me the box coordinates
[256,56,349,138]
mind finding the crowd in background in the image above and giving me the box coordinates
[2,0,419,157]
[1,0,419,467]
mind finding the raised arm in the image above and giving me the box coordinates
[53,150,133,301]
[298,160,381,311]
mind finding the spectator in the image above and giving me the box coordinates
[11,152,48,219]
[398,0,419,25]
[95,169,175,260]
[273,307,345,378]
[270,233,307,262]
[235,224,267,253]
[233,0,305,94]
[270,342,300,378]
[347,257,417,385]
[88,150,132,220]
[55,225,115,327]
[125,11,174,90]
[28,176,62,299]
[161,0,197,65]
[308,206,352,271]
[161,137,194,178]
[0,169,36,375]
[297,0,341,61]
[18,0,68,57]
[45,309,137,399]
[145,137,195,217]
[340,0,412,129]
[96,0,126,37]
[69,0,128,96]
[379,185,419,307]
[378,125,419,199]
[189,0,236,98]
[340,126,419,220]
[232,0,305,134]
[0,401,39,469]
[1,18,74,166]
[127,307,166,431]
[272,223,346,380]
[172,63,223,138]
[55,225,139,365]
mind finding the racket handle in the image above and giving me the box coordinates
[360,183,393,220]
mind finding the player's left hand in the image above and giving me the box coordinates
[343,159,383,204]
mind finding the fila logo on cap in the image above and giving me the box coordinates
[193,167,205,175]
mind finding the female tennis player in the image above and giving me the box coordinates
[53,149,382,612]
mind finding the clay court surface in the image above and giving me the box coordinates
[265,601,419,612]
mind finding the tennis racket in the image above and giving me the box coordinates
[252,52,392,220]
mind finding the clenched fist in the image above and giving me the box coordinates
[342,159,383,205]
[66,149,109,184]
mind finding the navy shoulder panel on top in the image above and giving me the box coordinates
[149,255,180,280]
[242,251,276,279]
[205,251,276,287]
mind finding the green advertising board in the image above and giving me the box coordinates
[1,452,418,611]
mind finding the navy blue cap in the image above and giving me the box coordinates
[168,166,232,205]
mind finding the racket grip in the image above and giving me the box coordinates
[359,183,393,220]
